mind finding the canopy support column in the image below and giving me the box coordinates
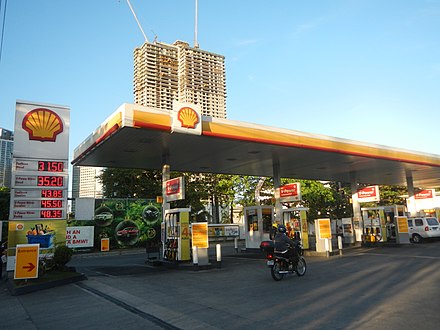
[162,153,171,213]
[350,173,362,243]
[273,161,282,224]
[406,169,416,216]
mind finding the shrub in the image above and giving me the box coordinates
[53,245,74,270]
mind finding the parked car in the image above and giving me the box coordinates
[407,217,440,243]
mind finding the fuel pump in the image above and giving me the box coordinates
[361,207,386,243]
[384,205,406,241]
[162,208,191,261]
[281,207,309,249]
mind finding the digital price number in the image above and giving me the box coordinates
[40,210,63,219]
[11,158,67,220]
[38,161,64,172]
[40,200,63,208]
[41,190,63,198]
[37,176,64,187]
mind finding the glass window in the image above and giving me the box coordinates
[262,213,272,233]
[247,215,258,231]
[426,218,439,226]
[415,218,423,226]
[408,219,413,227]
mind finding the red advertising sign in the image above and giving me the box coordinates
[357,185,380,203]
[164,177,185,202]
[414,189,435,200]
[279,183,301,202]
[166,178,181,195]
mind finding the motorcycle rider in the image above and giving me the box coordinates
[274,224,299,265]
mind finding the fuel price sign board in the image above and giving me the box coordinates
[9,101,70,222]
[10,158,68,220]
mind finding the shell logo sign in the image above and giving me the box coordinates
[177,107,199,129]
[172,101,202,135]
[22,108,64,142]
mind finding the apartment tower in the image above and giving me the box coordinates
[0,128,13,188]
[133,40,227,118]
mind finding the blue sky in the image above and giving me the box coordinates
[1,0,440,160]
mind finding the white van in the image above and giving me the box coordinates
[407,217,440,243]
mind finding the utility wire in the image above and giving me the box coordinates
[0,0,7,65]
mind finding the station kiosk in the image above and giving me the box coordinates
[244,206,274,249]
[162,208,191,261]
[282,207,310,249]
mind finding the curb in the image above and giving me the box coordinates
[7,272,87,296]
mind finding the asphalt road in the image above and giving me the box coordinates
[1,241,440,329]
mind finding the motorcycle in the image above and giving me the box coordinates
[260,240,307,281]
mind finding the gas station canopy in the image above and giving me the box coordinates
[72,103,440,188]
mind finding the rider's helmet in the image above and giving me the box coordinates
[277,224,287,233]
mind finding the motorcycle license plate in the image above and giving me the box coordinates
[267,260,274,266]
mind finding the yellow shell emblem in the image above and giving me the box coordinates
[177,107,199,129]
[22,108,64,142]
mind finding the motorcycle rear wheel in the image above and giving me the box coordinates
[295,257,307,276]
[271,261,284,281]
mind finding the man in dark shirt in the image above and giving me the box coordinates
[274,225,299,265]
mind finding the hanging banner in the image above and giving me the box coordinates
[357,185,380,203]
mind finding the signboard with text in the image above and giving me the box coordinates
[396,216,409,234]
[357,185,380,203]
[191,222,209,249]
[164,177,185,202]
[8,101,70,271]
[317,219,332,239]
[278,182,301,202]
[414,189,435,200]
[14,244,39,279]
[66,226,94,248]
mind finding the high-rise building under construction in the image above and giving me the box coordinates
[133,40,227,118]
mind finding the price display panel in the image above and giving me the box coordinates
[13,174,67,188]
[14,189,64,199]
[14,159,68,173]
[12,209,66,220]
[10,158,68,221]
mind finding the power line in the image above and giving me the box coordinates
[0,0,7,65]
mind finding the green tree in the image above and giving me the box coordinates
[173,173,239,223]
[0,186,10,221]
[99,168,162,199]
[327,182,353,219]
[234,176,274,207]
[282,179,336,221]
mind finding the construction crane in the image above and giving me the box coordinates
[126,0,149,42]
